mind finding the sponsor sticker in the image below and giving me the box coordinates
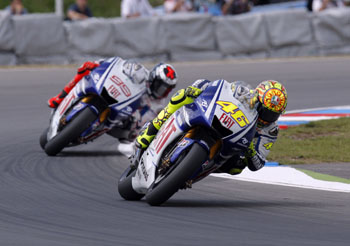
[140,158,149,182]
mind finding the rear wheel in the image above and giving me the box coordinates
[44,107,98,156]
[118,166,145,201]
[145,143,208,206]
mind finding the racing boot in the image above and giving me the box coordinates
[48,89,68,108]
[136,122,159,149]
[47,74,82,108]
[135,86,203,149]
[117,140,135,158]
[48,61,99,108]
[135,101,176,149]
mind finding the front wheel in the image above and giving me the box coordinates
[44,107,98,156]
[145,143,208,206]
[39,127,49,150]
[118,166,145,201]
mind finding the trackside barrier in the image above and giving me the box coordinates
[264,9,319,57]
[113,17,166,59]
[13,14,68,64]
[265,10,313,47]
[214,13,269,56]
[0,11,14,51]
[0,10,349,65]
[312,8,350,55]
[160,13,222,61]
[64,18,115,62]
[0,11,16,65]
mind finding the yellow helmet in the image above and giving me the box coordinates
[254,80,288,124]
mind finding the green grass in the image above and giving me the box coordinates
[269,117,350,164]
[297,169,350,184]
[0,0,163,17]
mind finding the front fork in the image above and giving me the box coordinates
[130,147,144,169]
[180,126,222,161]
[80,95,111,123]
[163,126,222,184]
[62,95,110,142]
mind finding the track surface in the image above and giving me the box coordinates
[1,57,350,245]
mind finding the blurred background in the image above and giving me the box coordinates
[0,0,349,65]
[1,2,350,245]
[0,1,311,18]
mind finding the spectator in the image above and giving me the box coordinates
[164,0,193,13]
[121,0,155,18]
[222,0,251,15]
[307,0,313,11]
[5,0,28,15]
[343,0,350,6]
[67,0,93,21]
[312,0,345,11]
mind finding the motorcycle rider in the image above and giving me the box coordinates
[48,58,177,155]
[135,79,288,174]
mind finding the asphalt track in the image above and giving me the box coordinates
[1,57,350,246]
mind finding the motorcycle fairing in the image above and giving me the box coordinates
[131,80,259,194]
[169,137,209,164]
[65,101,91,123]
[47,57,146,142]
[132,114,186,194]
[48,88,79,140]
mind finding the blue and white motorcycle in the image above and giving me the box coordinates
[40,58,147,156]
[118,80,258,206]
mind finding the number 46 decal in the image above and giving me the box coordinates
[216,101,250,127]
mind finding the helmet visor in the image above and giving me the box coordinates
[151,79,175,99]
[258,104,280,123]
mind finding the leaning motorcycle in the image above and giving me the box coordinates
[118,80,258,206]
[40,57,146,156]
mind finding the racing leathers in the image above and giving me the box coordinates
[136,79,280,174]
[48,57,166,145]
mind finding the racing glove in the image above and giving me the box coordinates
[185,86,202,98]
[77,61,100,75]
[244,141,265,171]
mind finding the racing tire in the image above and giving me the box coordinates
[118,166,145,201]
[44,107,97,156]
[145,143,207,206]
[39,127,49,150]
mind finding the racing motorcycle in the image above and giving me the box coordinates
[118,80,258,206]
[40,58,146,156]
